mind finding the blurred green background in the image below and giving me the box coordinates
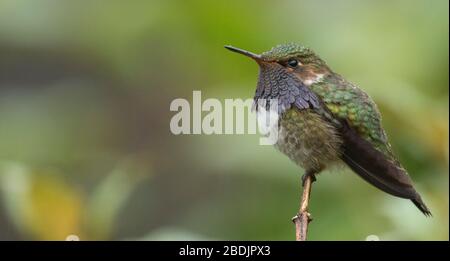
[0,0,448,241]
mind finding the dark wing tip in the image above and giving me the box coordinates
[412,197,432,217]
[339,121,432,217]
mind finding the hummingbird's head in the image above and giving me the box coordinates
[225,43,324,112]
[225,43,330,86]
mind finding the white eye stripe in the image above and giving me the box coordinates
[303,74,324,86]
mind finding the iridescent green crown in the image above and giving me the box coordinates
[261,43,314,60]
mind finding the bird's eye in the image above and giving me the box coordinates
[287,59,299,68]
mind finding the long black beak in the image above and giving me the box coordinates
[224,45,262,61]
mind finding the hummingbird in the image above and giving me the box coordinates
[225,43,431,216]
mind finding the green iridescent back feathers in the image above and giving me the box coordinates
[310,74,400,166]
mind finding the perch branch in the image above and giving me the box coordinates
[292,174,314,241]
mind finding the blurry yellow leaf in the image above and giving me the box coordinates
[26,174,83,240]
[0,164,83,240]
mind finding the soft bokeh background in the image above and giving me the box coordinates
[0,0,448,241]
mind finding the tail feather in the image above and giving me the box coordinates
[340,123,431,216]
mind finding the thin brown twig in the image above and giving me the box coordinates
[292,175,313,241]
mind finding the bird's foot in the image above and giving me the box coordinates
[301,172,316,187]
